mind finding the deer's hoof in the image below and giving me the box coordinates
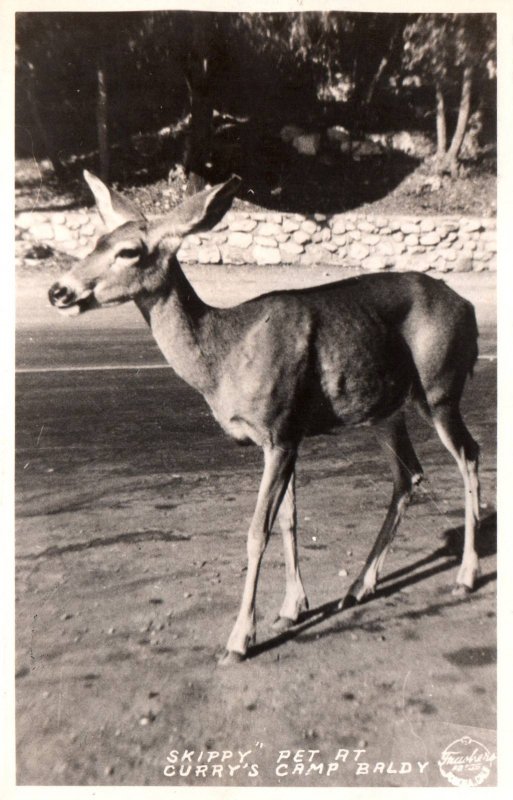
[271,615,297,633]
[217,649,246,667]
[452,583,472,598]
[339,593,359,610]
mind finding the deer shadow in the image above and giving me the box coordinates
[245,511,497,661]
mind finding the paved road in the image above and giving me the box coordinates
[16,265,496,489]
[16,265,496,370]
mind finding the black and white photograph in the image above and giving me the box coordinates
[5,0,509,794]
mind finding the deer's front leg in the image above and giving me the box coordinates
[272,469,309,633]
[219,445,297,666]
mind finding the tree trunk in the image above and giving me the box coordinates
[23,63,65,180]
[184,16,214,195]
[363,20,404,109]
[435,83,447,159]
[442,65,473,176]
[363,55,389,109]
[185,74,212,195]
[96,57,109,182]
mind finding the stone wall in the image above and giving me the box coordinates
[15,207,496,273]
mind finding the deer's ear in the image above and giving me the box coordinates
[84,170,146,231]
[148,176,241,249]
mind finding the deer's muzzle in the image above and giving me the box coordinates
[48,281,95,316]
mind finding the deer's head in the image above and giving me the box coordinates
[48,171,240,316]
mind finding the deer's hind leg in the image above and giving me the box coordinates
[271,468,309,633]
[430,403,480,595]
[344,412,423,606]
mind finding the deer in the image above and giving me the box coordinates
[48,171,481,665]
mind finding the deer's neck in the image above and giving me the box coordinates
[135,257,215,394]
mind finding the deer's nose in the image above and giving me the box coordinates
[48,282,76,307]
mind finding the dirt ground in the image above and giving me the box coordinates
[14,267,497,788]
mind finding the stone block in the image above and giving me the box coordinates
[292,230,311,245]
[404,234,419,246]
[253,245,281,265]
[254,235,278,248]
[420,218,436,233]
[376,240,395,257]
[461,219,483,233]
[401,221,420,235]
[16,212,39,229]
[283,219,300,233]
[230,218,257,233]
[53,224,72,242]
[281,124,304,143]
[440,222,459,235]
[439,248,457,262]
[301,219,318,235]
[321,241,338,253]
[420,232,441,246]
[258,222,282,237]
[292,133,321,156]
[327,125,351,143]
[81,223,97,237]
[31,222,54,240]
[297,253,312,266]
[67,217,82,230]
[462,241,477,252]
[228,232,253,249]
[304,245,325,263]
[348,242,370,261]
[357,220,376,233]
[408,256,431,273]
[361,233,380,246]
[280,241,305,256]
[197,245,221,264]
[452,257,473,273]
[331,218,347,235]
[332,236,348,247]
[363,255,389,271]
[211,233,227,245]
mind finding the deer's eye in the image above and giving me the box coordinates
[116,247,140,260]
